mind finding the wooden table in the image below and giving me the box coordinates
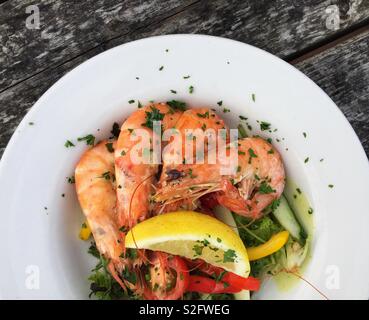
[1,0,369,158]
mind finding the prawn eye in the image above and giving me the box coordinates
[166,169,184,182]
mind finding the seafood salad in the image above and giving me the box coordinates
[74,101,311,300]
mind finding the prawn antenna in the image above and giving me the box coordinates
[128,174,156,265]
[285,269,329,300]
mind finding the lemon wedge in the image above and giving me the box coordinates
[125,211,250,277]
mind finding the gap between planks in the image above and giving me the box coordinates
[288,18,369,64]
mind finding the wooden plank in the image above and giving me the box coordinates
[1,0,369,92]
[294,28,369,156]
[1,29,369,157]
[0,0,197,91]
[1,0,369,156]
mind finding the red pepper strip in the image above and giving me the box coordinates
[221,272,260,291]
[196,262,260,292]
[188,275,241,294]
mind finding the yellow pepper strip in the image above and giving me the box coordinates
[247,231,289,261]
[79,221,91,240]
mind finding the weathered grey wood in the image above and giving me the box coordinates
[0,0,197,91]
[0,0,369,158]
[295,28,369,156]
[1,29,369,158]
[1,0,369,92]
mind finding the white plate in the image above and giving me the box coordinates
[0,35,368,300]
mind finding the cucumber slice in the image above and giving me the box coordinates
[272,196,307,245]
[213,205,250,300]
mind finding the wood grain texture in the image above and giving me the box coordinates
[0,0,369,158]
[295,28,369,156]
[0,0,197,90]
[1,0,369,92]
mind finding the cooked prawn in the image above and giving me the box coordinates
[75,140,128,289]
[154,137,285,218]
[115,103,182,229]
[156,108,228,214]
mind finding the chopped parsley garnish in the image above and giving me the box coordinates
[137,101,143,108]
[260,121,271,131]
[303,132,307,138]
[258,181,275,194]
[167,100,187,111]
[304,157,309,163]
[296,188,302,194]
[238,151,245,155]
[188,168,196,179]
[111,122,120,138]
[183,75,190,79]
[267,149,274,154]
[142,107,165,130]
[223,249,237,263]
[123,248,138,260]
[320,158,324,162]
[308,207,314,214]
[201,123,207,131]
[67,176,75,184]
[239,115,248,120]
[217,101,223,106]
[78,134,95,146]
[216,237,222,243]
[105,143,114,153]
[128,99,135,104]
[170,89,177,94]
[248,148,257,163]
[214,270,227,283]
[189,85,194,94]
[28,122,34,125]
[159,66,164,71]
[192,244,203,256]
[100,171,112,180]
[238,124,248,138]
[328,184,334,188]
[267,198,281,212]
[252,93,256,102]
[197,111,209,118]
[120,150,126,156]
[64,140,75,148]
[223,108,230,113]
[119,226,128,233]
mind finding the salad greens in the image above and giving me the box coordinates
[234,195,309,279]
